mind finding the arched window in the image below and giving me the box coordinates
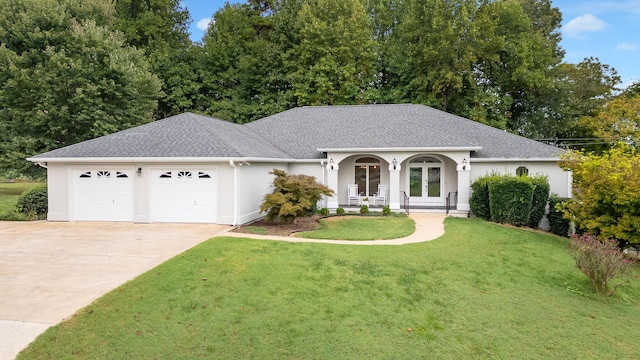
[355,157,381,197]
[516,166,529,177]
[410,156,441,164]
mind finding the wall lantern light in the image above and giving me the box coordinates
[329,158,334,170]
[462,158,467,171]
[392,158,397,170]
[136,167,142,176]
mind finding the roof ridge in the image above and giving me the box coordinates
[191,114,295,158]
[300,103,414,109]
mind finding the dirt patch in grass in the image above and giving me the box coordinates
[232,215,322,236]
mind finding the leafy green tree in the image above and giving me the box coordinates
[483,0,562,134]
[201,1,288,123]
[113,0,200,118]
[0,0,161,177]
[114,0,190,50]
[397,0,482,113]
[393,0,563,131]
[286,0,376,105]
[579,95,640,148]
[365,0,405,103]
[260,169,334,224]
[622,81,640,98]
[557,57,621,120]
[560,146,640,244]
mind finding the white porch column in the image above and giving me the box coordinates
[456,162,471,211]
[326,161,340,209]
[388,162,401,210]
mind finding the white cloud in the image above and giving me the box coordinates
[563,14,607,38]
[616,42,638,51]
[197,17,212,32]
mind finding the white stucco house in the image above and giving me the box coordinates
[28,104,571,225]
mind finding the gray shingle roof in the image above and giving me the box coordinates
[31,112,291,159]
[31,105,565,161]
[246,104,565,159]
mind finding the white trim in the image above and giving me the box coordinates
[28,155,564,164]
[26,156,294,163]
[470,157,561,162]
[318,146,482,153]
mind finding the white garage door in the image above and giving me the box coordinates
[71,169,134,221]
[150,169,217,223]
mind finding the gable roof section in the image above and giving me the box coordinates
[30,112,291,160]
[246,104,565,159]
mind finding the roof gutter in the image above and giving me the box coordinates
[470,157,562,162]
[317,146,482,153]
[26,156,294,163]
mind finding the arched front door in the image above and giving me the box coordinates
[407,156,444,205]
[355,157,381,197]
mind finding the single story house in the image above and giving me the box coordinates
[28,104,571,225]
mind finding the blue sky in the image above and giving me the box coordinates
[181,0,640,88]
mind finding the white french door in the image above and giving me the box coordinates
[408,164,443,205]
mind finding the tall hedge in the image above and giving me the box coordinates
[470,173,501,220]
[528,175,550,228]
[488,177,534,226]
[548,194,571,237]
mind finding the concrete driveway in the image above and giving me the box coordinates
[0,221,230,360]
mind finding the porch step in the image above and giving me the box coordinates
[333,205,469,218]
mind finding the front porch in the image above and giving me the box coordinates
[337,189,467,217]
[323,152,472,215]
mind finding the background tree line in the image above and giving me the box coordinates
[0,0,636,177]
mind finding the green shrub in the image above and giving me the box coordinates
[0,209,28,221]
[359,205,369,214]
[470,173,501,220]
[382,206,391,216]
[14,185,47,220]
[488,176,534,226]
[336,207,345,215]
[528,175,550,228]
[318,207,330,216]
[548,194,571,237]
[260,169,333,223]
[568,233,635,296]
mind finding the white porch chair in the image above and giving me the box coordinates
[375,184,388,206]
[347,184,360,206]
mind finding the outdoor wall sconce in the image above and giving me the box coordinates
[392,158,397,170]
[136,167,142,176]
[329,158,335,170]
[462,158,467,170]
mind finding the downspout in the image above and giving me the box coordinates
[35,161,48,169]
[320,159,326,208]
[229,160,238,226]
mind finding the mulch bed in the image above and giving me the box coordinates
[231,215,322,237]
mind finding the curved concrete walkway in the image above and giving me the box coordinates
[224,213,446,245]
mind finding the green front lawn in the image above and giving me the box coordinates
[0,182,43,216]
[296,214,415,240]
[19,218,640,359]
